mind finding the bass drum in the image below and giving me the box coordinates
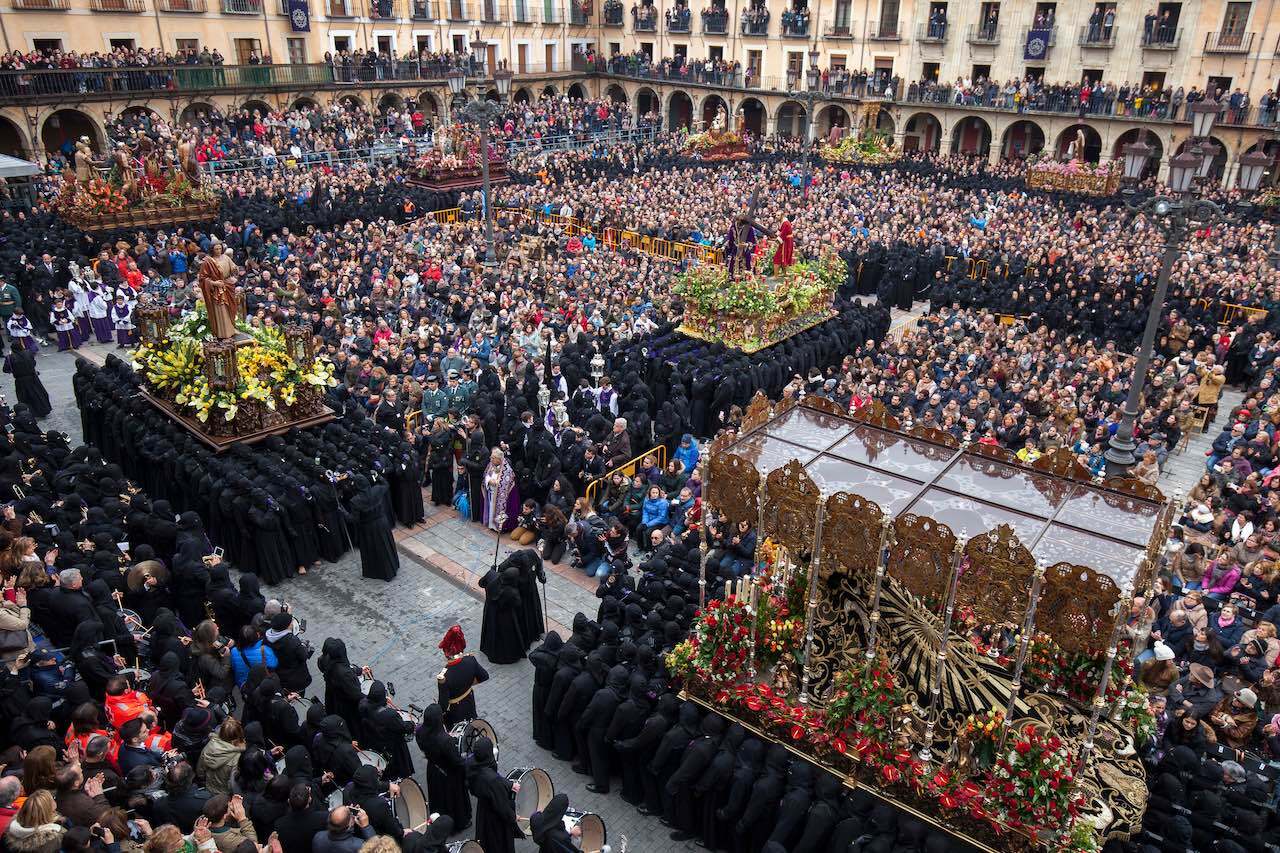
[446,842,484,853]
[563,809,606,853]
[504,767,553,831]
[390,778,430,831]
[449,718,498,763]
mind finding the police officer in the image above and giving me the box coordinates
[444,369,472,415]
[421,374,448,421]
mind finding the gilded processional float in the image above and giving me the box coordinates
[669,394,1172,852]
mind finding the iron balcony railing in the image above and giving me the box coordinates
[702,9,727,32]
[91,0,147,10]
[917,20,947,42]
[867,19,902,39]
[1078,23,1117,47]
[824,18,854,37]
[1141,25,1180,48]
[222,0,262,13]
[1204,30,1253,52]
[966,23,1000,43]
[11,0,71,9]
[159,0,207,11]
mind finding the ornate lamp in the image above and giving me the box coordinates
[1166,151,1200,195]
[806,63,821,92]
[1120,140,1154,184]
[1196,140,1221,182]
[135,295,169,344]
[202,340,240,391]
[283,323,314,368]
[590,351,605,384]
[446,69,466,98]
[494,67,513,99]
[1238,149,1271,192]
[1187,99,1219,140]
[537,383,550,413]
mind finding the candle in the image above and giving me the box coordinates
[724,580,730,600]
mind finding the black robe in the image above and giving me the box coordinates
[415,706,472,831]
[528,632,563,750]
[437,653,489,727]
[4,350,50,418]
[466,740,522,853]
[576,664,630,791]
[358,680,415,780]
[318,638,363,736]
[478,568,527,665]
[348,483,399,581]
[498,548,544,645]
[248,499,294,585]
[666,715,725,832]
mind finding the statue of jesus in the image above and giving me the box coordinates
[711,104,727,136]
[197,242,240,340]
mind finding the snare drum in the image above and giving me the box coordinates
[118,667,150,686]
[396,708,418,741]
[505,767,553,831]
[356,750,387,774]
[389,778,430,831]
[326,788,343,810]
[358,676,373,695]
[563,809,607,853]
[119,608,143,630]
[288,695,312,725]
[445,842,484,853]
[449,719,499,763]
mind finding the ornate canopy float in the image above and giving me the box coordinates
[53,133,219,232]
[669,395,1173,852]
[818,104,900,165]
[675,191,841,353]
[131,245,336,450]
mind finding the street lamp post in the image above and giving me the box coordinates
[447,58,512,267]
[1104,100,1251,479]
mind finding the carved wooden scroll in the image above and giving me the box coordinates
[888,513,958,614]
[801,394,847,419]
[1031,446,1096,484]
[909,423,961,449]
[955,525,1038,629]
[820,491,885,582]
[850,400,901,430]
[1104,476,1166,504]
[1037,561,1122,655]
[707,451,760,529]
[741,390,773,434]
[969,442,1019,465]
[764,459,820,553]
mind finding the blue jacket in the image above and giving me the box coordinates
[641,497,670,528]
[230,641,278,686]
[674,435,699,472]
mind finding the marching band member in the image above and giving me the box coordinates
[436,624,489,727]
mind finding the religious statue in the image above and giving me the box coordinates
[735,107,747,136]
[73,139,96,185]
[197,241,240,340]
[772,218,795,270]
[1065,128,1087,162]
[178,134,201,186]
[711,104,728,136]
[724,188,775,278]
[112,143,138,201]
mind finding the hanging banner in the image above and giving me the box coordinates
[288,0,311,31]
[1024,28,1050,60]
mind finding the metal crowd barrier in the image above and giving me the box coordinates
[585,444,668,506]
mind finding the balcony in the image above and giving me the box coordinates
[91,0,146,10]
[445,0,467,19]
[666,10,691,31]
[781,11,808,36]
[601,1,621,23]
[160,0,206,9]
[702,10,727,32]
[966,23,999,43]
[1140,26,1179,48]
[1020,24,1057,50]
[823,18,854,37]
[409,0,435,16]
[740,12,769,35]
[867,19,901,39]
[635,11,657,30]
[1204,30,1253,53]
[479,0,502,20]
[12,0,70,9]
[569,4,589,24]
[369,0,399,18]
[1077,23,1115,47]
[917,20,947,42]
[512,0,532,20]
[222,0,261,12]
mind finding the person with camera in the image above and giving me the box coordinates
[264,612,312,697]
[310,805,373,853]
[203,794,256,853]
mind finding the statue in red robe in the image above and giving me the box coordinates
[772,219,795,269]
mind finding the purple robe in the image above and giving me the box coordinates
[481,460,520,533]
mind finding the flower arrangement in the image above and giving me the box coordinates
[677,594,754,682]
[969,720,1087,843]
[825,652,908,739]
[674,246,843,352]
[819,130,899,165]
[1018,632,1133,707]
[1116,685,1157,746]
[1025,153,1121,195]
[132,304,336,425]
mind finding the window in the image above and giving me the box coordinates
[829,52,845,69]
[747,48,761,73]
[376,35,393,53]
[877,0,898,34]
[1221,1,1249,38]
[31,38,63,52]
[608,41,620,54]
[1084,2,1114,41]
[832,0,850,28]
[640,41,653,58]
[1141,70,1165,89]
[1032,1,1055,27]
[234,37,261,63]
[926,2,946,37]
[327,0,349,14]
[1024,65,1044,79]
[451,34,465,52]
[971,63,990,80]
[286,37,305,62]
[978,2,998,37]
[176,38,199,52]
[1081,67,1101,84]
[109,38,136,50]
[786,51,802,73]
[673,43,687,57]
[922,60,939,79]
[332,35,352,51]
[1207,75,1232,98]
[416,34,432,52]
[708,44,722,60]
